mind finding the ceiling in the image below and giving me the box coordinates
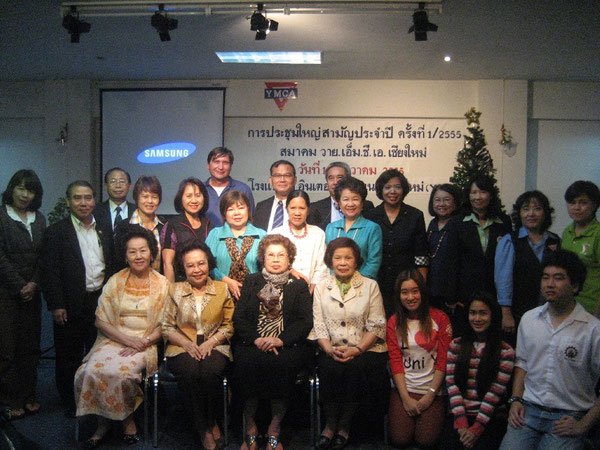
[1,0,599,81]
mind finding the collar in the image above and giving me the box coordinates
[517,226,553,240]
[220,222,261,238]
[71,213,96,229]
[131,209,163,226]
[5,205,35,225]
[325,271,364,291]
[565,218,599,237]
[181,277,217,298]
[206,177,232,190]
[109,199,128,214]
[536,301,590,324]
[463,212,504,226]
[334,214,367,230]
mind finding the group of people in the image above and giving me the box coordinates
[0,145,598,450]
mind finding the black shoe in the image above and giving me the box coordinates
[122,433,141,445]
[316,435,332,449]
[82,435,107,449]
[330,434,348,450]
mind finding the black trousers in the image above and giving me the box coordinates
[167,339,228,434]
[53,291,100,409]
[0,292,41,408]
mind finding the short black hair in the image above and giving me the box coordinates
[375,169,410,201]
[1,169,44,211]
[207,146,234,165]
[176,239,217,275]
[66,180,95,199]
[334,177,368,203]
[428,184,462,217]
[270,160,296,177]
[173,177,209,216]
[464,175,503,219]
[116,224,159,266]
[512,190,554,232]
[286,189,311,208]
[541,249,587,294]
[219,190,251,221]
[104,167,131,184]
[133,176,162,204]
[323,237,364,269]
[564,180,600,215]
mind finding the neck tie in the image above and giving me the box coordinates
[113,206,123,229]
[273,201,284,229]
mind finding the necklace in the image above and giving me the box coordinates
[428,228,447,259]
[288,222,309,239]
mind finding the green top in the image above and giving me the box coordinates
[562,218,600,314]
[335,278,351,299]
[463,213,504,254]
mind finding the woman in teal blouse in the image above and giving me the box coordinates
[325,177,382,279]
[205,190,266,300]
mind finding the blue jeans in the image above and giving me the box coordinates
[499,401,586,450]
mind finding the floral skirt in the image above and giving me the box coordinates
[74,341,146,420]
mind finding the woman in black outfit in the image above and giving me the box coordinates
[233,234,313,450]
[161,177,212,282]
[0,170,46,420]
[364,169,429,317]
[457,176,511,307]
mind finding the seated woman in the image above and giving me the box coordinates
[325,177,382,280]
[74,225,169,448]
[270,190,328,293]
[161,177,212,282]
[310,237,388,450]
[233,234,313,450]
[445,293,515,450]
[205,190,266,300]
[162,240,233,450]
[387,269,452,449]
[495,190,560,341]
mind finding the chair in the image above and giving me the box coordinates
[148,356,230,448]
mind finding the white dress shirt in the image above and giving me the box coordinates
[109,199,129,230]
[330,197,344,223]
[71,214,105,292]
[516,302,600,411]
[266,197,289,232]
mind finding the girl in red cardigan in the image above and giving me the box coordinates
[387,269,452,448]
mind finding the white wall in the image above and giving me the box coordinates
[530,81,600,234]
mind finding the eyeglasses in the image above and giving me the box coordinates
[108,179,129,186]
[271,174,294,180]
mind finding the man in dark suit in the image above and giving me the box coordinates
[308,161,374,230]
[41,180,114,416]
[252,160,297,231]
[93,167,135,236]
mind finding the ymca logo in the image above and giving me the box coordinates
[265,82,298,111]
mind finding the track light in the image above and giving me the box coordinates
[249,3,278,40]
[62,6,91,43]
[408,2,437,41]
[151,4,178,41]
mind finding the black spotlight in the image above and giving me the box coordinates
[62,6,91,43]
[250,3,278,40]
[408,2,437,41]
[151,4,178,41]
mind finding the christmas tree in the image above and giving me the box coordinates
[450,107,499,199]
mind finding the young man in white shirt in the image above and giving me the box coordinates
[252,160,297,231]
[500,249,600,450]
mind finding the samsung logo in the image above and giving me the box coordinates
[137,142,196,164]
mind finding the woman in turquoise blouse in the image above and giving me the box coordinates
[205,190,266,300]
[325,177,382,279]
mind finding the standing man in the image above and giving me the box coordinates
[500,249,600,450]
[308,161,374,231]
[252,160,297,231]
[93,167,135,237]
[204,147,255,227]
[41,181,114,417]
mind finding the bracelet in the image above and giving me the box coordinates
[355,345,364,354]
[212,335,220,344]
[427,387,436,393]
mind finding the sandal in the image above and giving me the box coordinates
[243,434,257,450]
[24,402,41,415]
[2,407,26,421]
[267,435,282,450]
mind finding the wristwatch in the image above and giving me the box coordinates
[508,396,523,405]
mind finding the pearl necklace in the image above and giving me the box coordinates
[288,222,309,239]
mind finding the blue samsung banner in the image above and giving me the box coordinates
[101,88,224,214]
